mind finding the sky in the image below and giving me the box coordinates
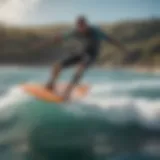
[0,0,160,26]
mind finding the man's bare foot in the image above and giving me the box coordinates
[45,82,54,91]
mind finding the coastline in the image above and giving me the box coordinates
[0,18,159,75]
[0,63,160,74]
[121,66,160,74]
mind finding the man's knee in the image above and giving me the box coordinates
[54,62,62,69]
[78,63,87,72]
[51,62,62,74]
[81,54,93,68]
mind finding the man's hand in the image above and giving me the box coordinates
[107,36,128,53]
[122,50,141,64]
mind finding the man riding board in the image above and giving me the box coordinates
[36,16,128,101]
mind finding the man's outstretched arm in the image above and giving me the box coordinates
[105,35,128,53]
[32,34,62,49]
[96,27,128,53]
[33,30,75,49]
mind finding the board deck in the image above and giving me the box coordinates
[21,83,90,103]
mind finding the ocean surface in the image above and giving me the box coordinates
[0,66,160,160]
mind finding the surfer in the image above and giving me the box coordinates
[36,16,128,101]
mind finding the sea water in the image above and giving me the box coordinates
[0,66,160,160]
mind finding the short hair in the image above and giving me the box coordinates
[76,15,88,24]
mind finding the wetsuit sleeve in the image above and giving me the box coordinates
[94,27,109,41]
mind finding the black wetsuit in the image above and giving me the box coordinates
[60,26,109,68]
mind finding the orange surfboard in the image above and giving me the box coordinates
[21,83,90,103]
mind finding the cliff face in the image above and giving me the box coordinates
[0,18,160,67]
[98,18,160,67]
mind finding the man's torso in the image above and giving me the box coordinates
[64,26,108,57]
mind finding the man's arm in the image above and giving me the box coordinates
[33,30,75,49]
[105,35,128,53]
[96,27,128,52]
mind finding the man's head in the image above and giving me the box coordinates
[75,16,89,33]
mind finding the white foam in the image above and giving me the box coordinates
[0,86,27,108]
[79,78,160,130]
[0,86,30,122]
[91,79,160,94]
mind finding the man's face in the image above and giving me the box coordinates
[76,20,88,33]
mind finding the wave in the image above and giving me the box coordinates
[90,79,160,93]
[0,86,28,109]
[0,68,160,160]
[0,79,159,132]
[0,84,159,160]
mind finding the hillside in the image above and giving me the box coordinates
[0,18,159,67]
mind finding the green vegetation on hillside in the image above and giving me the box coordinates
[0,18,159,67]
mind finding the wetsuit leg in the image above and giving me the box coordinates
[60,54,83,68]
[46,54,83,91]
[63,53,95,100]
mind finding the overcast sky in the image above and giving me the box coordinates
[0,0,159,26]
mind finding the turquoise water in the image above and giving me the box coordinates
[0,66,160,160]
